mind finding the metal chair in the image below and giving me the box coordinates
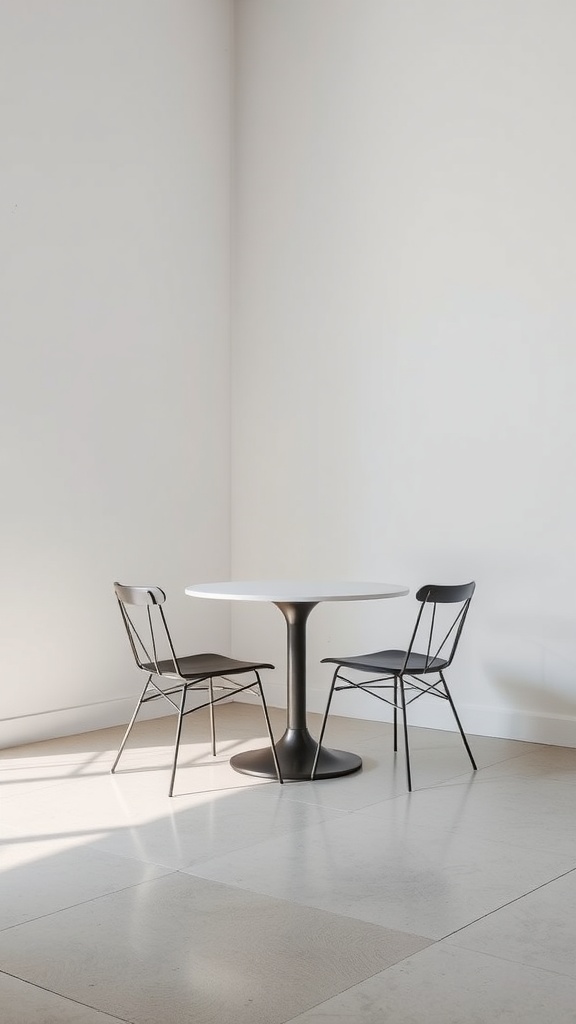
[112,583,282,795]
[312,582,477,791]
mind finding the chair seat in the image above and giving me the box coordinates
[321,649,448,674]
[142,653,274,681]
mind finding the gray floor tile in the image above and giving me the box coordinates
[0,872,430,1024]
[0,972,126,1024]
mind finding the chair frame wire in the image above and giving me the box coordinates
[112,584,282,795]
[311,582,477,791]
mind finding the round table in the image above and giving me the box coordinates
[184,580,409,782]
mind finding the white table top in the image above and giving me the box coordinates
[185,580,409,603]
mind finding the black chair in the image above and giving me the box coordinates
[112,583,282,795]
[312,582,477,791]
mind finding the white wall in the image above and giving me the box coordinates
[231,0,576,745]
[5,0,576,753]
[1,1,233,745]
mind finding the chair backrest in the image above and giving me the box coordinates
[404,581,476,672]
[113,582,182,678]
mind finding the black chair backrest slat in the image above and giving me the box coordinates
[405,582,475,672]
[113,583,166,607]
[113,582,181,678]
[416,582,475,605]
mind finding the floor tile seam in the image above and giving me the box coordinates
[477,748,550,769]
[2,778,274,811]
[2,749,123,768]
[1,799,347,857]
[166,779,279,799]
[0,778,104,798]
[0,969,131,1022]
[138,812,357,870]
[435,758,576,781]
[0,777,84,802]
[440,827,576,861]
[337,807,575,856]
[0,824,155,846]
[414,765,484,788]
[86,837,193,873]
[0,751,117,768]
[437,864,576,943]
[0,762,112,777]
[0,870,179,934]
[173,824,349,870]
[345,801,576,859]
[276,939,439,1024]
[175,869,432,945]
[432,776,490,790]
[245,790,370,814]
[180,805,354,856]
[437,938,576,983]
[357,767,513,800]
[182,875,442,947]
[443,773,576,787]
[430,765,541,786]
[311,781,482,816]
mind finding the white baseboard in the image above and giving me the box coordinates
[0,693,208,750]
[4,695,576,751]
[304,697,576,748]
[1,698,143,749]
[453,704,576,748]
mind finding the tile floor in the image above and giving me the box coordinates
[2,703,576,1023]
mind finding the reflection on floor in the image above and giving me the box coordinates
[2,704,576,1023]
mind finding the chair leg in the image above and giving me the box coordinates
[399,675,413,792]
[311,668,339,780]
[254,673,283,784]
[111,674,152,775]
[440,671,477,771]
[393,675,398,752]
[168,685,188,798]
[208,677,216,757]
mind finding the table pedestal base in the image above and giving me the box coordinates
[230,727,362,782]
